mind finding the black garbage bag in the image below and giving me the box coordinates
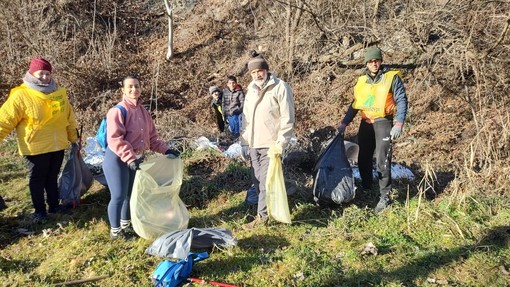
[58,144,94,207]
[312,133,355,206]
[146,227,237,259]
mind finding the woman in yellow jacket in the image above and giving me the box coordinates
[0,58,78,223]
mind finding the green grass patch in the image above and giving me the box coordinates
[0,143,509,286]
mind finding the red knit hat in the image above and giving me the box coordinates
[29,58,52,74]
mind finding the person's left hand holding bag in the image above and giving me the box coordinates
[273,142,284,158]
[165,149,180,158]
[128,158,143,171]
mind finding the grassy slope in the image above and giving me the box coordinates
[0,139,508,287]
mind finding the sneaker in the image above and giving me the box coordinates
[48,205,73,215]
[32,212,49,224]
[241,215,269,230]
[374,197,390,213]
[110,229,125,240]
[121,225,137,237]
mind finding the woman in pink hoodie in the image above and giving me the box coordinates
[102,74,179,240]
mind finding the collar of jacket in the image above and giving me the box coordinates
[250,73,277,92]
[364,65,390,83]
[122,96,144,108]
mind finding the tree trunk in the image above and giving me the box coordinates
[163,0,174,60]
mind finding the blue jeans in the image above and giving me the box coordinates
[227,114,240,136]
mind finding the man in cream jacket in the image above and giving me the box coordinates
[240,51,295,230]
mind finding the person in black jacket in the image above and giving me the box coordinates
[222,75,245,138]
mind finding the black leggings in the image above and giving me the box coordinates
[24,150,65,214]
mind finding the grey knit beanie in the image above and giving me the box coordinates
[364,47,383,63]
[209,86,220,94]
[247,50,269,72]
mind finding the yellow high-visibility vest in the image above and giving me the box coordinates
[352,70,401,122]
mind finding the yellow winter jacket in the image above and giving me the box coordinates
[0,84,78,155]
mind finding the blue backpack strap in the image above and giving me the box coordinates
[114,105,127,122]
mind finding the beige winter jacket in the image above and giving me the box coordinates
[241,74,295,149]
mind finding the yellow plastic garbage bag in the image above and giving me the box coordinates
[131,155,189,240]
[265,145,291,224]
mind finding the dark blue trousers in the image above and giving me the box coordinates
[103,148,136,229]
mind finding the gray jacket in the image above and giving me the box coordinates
[222,85,245,116]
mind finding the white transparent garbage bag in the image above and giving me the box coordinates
[131,155,189,240]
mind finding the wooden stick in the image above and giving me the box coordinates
[189,277,239,287]
[54,275,109,286]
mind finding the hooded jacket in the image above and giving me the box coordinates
[106,97,168,164]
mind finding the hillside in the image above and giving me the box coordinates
[2,0,509,194]
[0,0,510,286]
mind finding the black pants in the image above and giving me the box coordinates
[357,119,392,197]
[24,150,65,215]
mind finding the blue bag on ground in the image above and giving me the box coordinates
[151,252,209,287]
[312,133,356,206]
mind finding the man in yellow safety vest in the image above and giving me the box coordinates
[338,47,408,212]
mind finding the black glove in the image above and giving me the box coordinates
[128,158,143,171]
[71,142,81,150]
[165,149,180,158]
